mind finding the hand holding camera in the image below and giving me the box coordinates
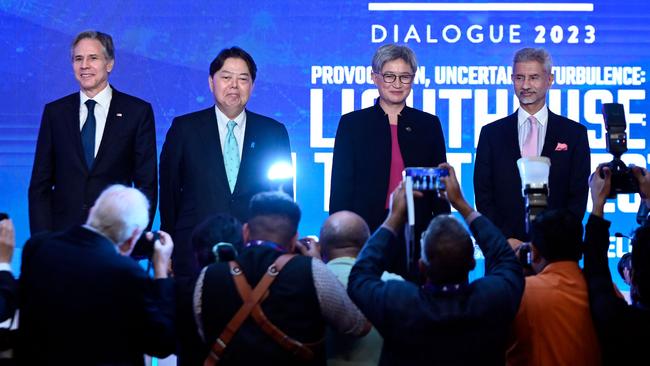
[295,236,321,260]
[146,230,174,279]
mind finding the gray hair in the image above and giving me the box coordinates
[513,47,552,75]
[71,30,115,61]
[86,185,149,245]
[420,215,475,284]
[371,44,418,74]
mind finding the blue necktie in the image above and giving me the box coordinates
[224,120,240,192]
[81,100,97,168]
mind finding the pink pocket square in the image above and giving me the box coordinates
[555,142,568,151]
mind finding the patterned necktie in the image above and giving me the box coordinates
[81,99,97,168]
[224,120,240,192]
[522,115,539,158]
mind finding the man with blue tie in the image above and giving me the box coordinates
[29,30,157,235]
[160,47,293,278]
[474,47,590,246]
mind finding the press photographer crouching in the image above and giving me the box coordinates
[348,163,524,365]
[585,164,650,365]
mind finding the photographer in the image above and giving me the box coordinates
[585,164,650,365]
[348,163,524,365]
[192,191,369,365]
[506,209,601,366]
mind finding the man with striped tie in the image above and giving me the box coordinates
[474,47,590,246]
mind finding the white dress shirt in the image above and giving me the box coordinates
[79,85,112,157]
[215,106,247,159]
[517,105,549,157]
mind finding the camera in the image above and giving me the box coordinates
[601,103,639,198]
[516,157,551,272]
[403,167,449,192]
[130,230,159,260]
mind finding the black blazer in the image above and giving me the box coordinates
[330,102,450,235]
[474,110,591,241]
[28,87,158,234]
[17,226,175,365]
[159,107,292,277]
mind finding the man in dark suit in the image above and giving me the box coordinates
[474,47,590,244]
[160,47,292,278]
[348,164,524,365]
[330,44,449,278]
[28,30,157,235]
[18,185,175,365]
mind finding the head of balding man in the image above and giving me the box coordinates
[319,211,370,261]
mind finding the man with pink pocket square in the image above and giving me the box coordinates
[474,47,591,244]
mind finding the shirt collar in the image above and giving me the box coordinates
[215,106,246,130]
[517,104,548,128]
[327,257,356,265]
[80,84,112,109]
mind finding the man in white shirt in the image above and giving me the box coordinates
[28,30,157,236]
[160,46,292,278]
[474,47,590,245]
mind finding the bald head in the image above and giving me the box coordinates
[320,211,370,261]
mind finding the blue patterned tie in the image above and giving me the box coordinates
[224,120,240,192]
[81,99,97,168]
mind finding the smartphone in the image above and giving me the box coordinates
[403,167,449,191]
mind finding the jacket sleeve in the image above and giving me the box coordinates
[28,106,55,234]
[566,124,590,220]
[159,118,183,237]
[474,127,502,232]
[132,103,158,229]
[348,227,401,330]
[469,216,525,315]
[582,214,630,350]
[329,114,354,214]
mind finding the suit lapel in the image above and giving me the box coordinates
[541,111,560,157]
[65,93,88,171]
[202,108,231,194]
[93,87,121,169]
[506,112,521,160]
[235,110,257,194]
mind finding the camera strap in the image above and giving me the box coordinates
[204,253,318,366]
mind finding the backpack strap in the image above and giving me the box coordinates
[204,254,296,366]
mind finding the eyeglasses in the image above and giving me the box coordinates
[375,72,414,84]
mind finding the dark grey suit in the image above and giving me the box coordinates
[159,107,292,278]
[28,87,157,234]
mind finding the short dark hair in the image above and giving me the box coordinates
[71,30,115,60]
[421,215,475,284]
[631,223,650,304]
[530,209,583,262]
[248,191,300,247]
[191,214,243,268]
[209,46,257,81]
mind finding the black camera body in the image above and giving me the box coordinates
[601,103,639,198]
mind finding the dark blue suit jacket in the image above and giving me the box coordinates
[28,87,158,235]
[159,107,292,277]
[17,226,175,365]
[348,216,525,365]
[474,110,590,241]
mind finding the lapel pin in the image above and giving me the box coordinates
[250,142,255,149]
[116,113,123,117]
[405,126,412,132]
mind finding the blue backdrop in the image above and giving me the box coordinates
[1,0,649,289]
